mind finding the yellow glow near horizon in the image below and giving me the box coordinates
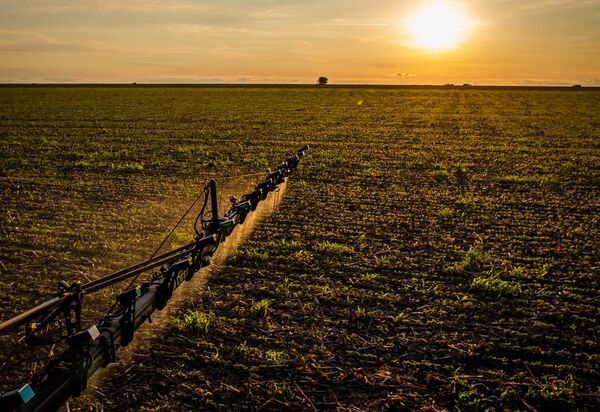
[406,2,470,51]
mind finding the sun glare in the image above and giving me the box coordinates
[406,2,470,51]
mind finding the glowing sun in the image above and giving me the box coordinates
[406,2,471,51]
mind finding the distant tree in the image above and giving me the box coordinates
[318,76,328,85]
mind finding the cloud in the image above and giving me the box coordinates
[168,24,272,36]
[0,29,55,41]
[396,73,416,77]
[516,0,600,11]
[167,24,211,37]
[0,0,204,13]
[43,76,82,82]
[0,30,126,53]
[140,76,225,83]
[323,18,390,27]
[249,9,293,20]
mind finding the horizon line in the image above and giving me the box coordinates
[0,82,599,89]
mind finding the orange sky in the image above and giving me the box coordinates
[0,0,599,85]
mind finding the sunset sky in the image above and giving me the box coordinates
[0,0,599,85]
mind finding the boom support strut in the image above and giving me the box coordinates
[0,146,309,412]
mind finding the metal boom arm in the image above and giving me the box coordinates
[0,146,309,412]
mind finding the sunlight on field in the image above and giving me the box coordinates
[1,87,599,410]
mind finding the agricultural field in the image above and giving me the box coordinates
[0,86,599,410]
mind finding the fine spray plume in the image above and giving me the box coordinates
[0,146,309,412]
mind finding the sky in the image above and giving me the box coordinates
[0,0,599,85]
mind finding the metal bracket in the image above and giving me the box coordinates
[257,179,271,200]
[245,189,261,211]
[25,281,83,346]
[155,259,187,310]
[0,384,35,410]
[233,198,251,224]
[99,327,117,366]
[116,287,139,347]
[67,325,99,395]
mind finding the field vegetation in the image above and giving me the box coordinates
[0,86,599,410]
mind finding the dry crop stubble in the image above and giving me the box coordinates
[0,86,598,410]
